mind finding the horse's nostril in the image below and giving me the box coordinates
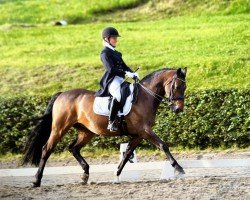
[175,107,183,113]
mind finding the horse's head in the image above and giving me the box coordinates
[164,68,187,113]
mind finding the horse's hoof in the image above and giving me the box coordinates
[112,176,120,184]
[174,167,185,178]
[81,173,89,184]
[32,181,41,187]
[112,181,121,184]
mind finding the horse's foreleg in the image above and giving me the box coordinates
[69,128,95,184]
[144,129,185,175]
[116,136,142,177]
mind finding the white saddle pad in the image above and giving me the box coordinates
[93,84,134,116]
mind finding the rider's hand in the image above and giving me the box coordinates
[125,71,134,78]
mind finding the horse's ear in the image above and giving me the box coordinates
[181,67,187,76]
[177,68,182,77]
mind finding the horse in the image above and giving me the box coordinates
[22,67,187,187]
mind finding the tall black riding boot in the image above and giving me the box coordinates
[107,98,120,132]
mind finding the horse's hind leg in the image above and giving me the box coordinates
[33,127,66,187]
[116,136,142,177]
[33,142,51,187]
[69,126,95,184]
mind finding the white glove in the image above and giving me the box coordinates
[125,71,134,78]
[125,71,139,79]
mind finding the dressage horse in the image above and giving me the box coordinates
[23,67,187,187]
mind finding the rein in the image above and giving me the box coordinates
[138,76,186,105]
[138,82,165,102]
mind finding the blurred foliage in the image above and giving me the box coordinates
[154,89,250,149]
[0,89,249,155]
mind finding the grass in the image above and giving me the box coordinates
[0,0,144,25]
[0,13,249,97]
[0,0,249,98]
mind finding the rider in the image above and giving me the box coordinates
[96,27,139,132]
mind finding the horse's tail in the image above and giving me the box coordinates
[22,92,62,166]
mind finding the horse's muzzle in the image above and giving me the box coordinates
[171,105,183,113]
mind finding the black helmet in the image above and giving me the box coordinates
[102,27,120,39]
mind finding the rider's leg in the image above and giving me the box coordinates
[107,97,120,132]
[109,76,123,102]
[107,76,123,132]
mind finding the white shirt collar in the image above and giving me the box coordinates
[104,41,115,51]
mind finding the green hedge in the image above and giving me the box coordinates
[0,89,249,155]
[154,89,250,149]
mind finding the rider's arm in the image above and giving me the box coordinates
[121,58,139,79]
[101,52,125,77]
[116,51,133,73]
[121,58,133,73]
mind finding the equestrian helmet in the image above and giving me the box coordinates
[102,27,120,39]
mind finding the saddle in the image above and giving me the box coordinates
[108,81,138,112]
[93,81,139,135]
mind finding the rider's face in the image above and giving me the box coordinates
[109,36,118,47]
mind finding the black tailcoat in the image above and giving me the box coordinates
[95,47,133,97]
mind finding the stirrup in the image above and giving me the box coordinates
[107,121,118,132]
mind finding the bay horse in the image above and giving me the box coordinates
[23,67,187,187]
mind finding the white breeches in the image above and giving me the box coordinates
[108,76,124,102]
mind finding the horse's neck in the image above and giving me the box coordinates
[141,75,165,97]
[139,75,166,113]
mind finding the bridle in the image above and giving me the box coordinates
[167,75,186,103]
[138,75,186,105]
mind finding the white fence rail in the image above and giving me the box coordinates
[0,158,249,178]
